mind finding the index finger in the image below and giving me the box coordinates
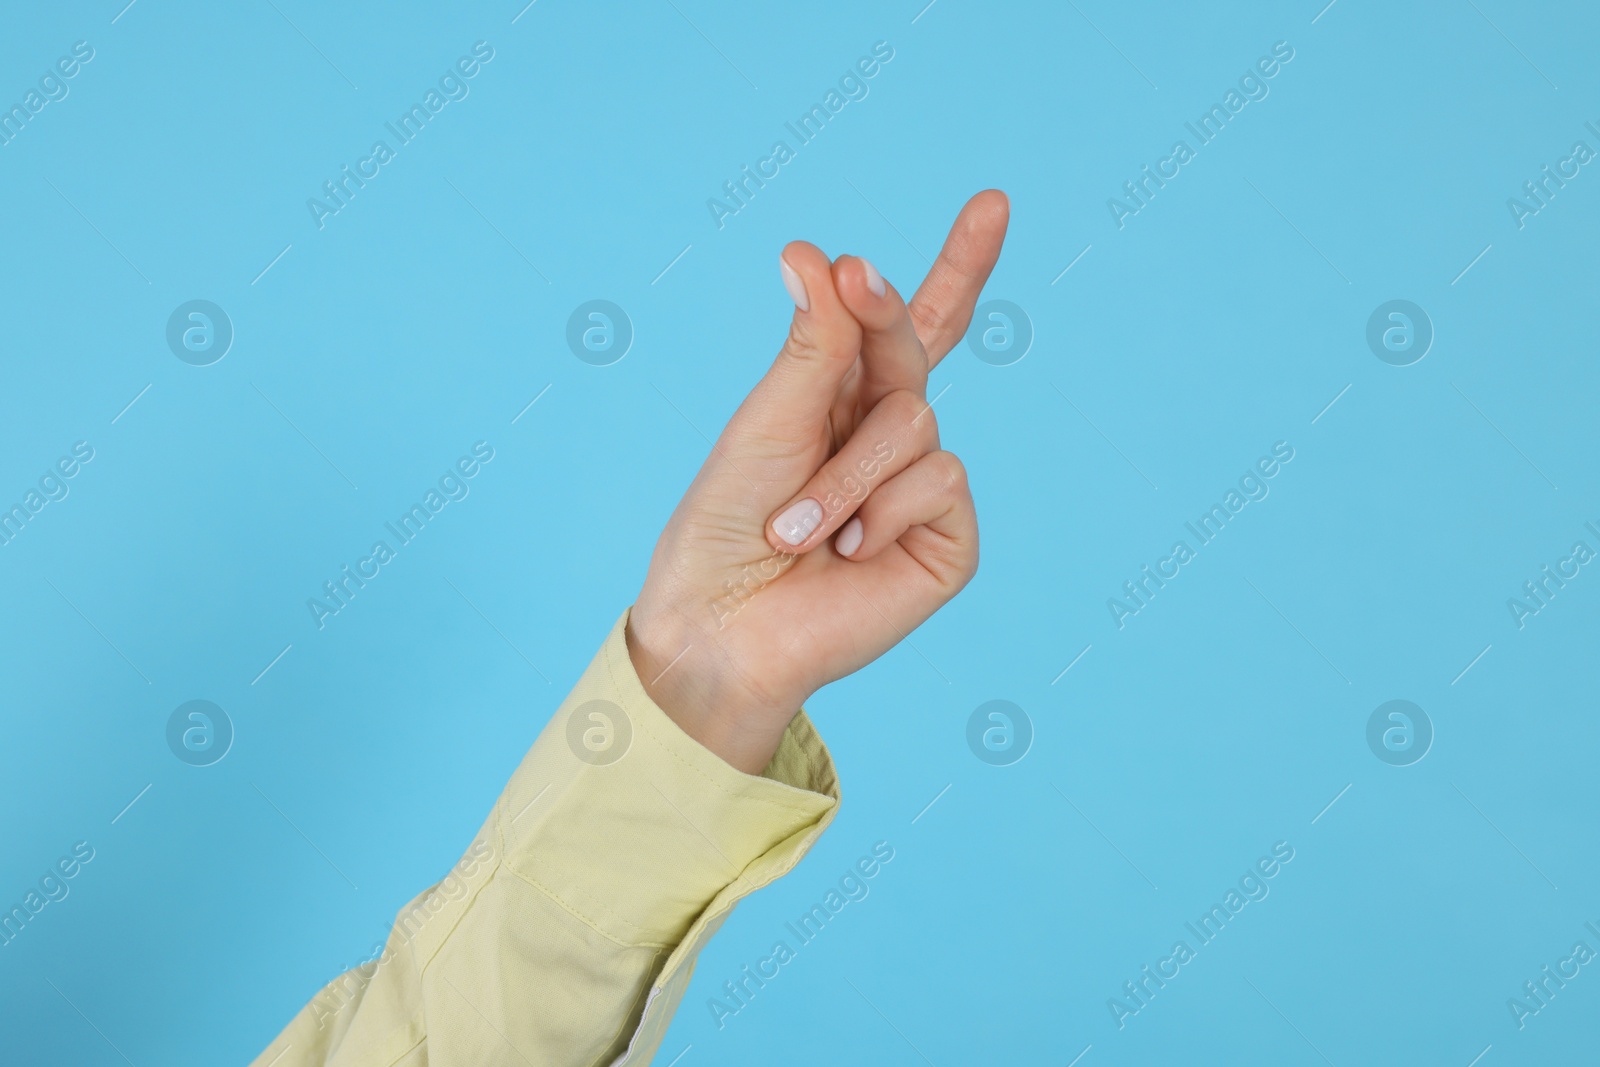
[906,189,1011,369]
[832,254,929,415]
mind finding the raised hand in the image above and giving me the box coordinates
[627,191,1010,773]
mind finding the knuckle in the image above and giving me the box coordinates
[782,317,854,370]
[783,317,823,360]
[912,296,968,351]
[931,450,968,495]
[882,388,926,426]
[867,389,937,459]
[909,298,947,340]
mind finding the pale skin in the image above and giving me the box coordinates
[627,190,1012,774]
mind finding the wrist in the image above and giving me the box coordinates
[625,608,796,775]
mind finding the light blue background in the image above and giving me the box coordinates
[2,1,1597,1063]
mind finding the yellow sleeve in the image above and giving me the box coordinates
[250,608,839,1067]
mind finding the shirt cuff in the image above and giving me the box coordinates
[498,607,840,950]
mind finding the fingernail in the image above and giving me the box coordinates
[860,257,886,298]
[779,256,810,312]
[773,498,822,545]
[835,516,864,557]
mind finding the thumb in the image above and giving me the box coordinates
[725,241,861,451]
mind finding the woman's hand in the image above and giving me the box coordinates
[627,191,1011,773]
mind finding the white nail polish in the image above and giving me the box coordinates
[773,498,822,545]
[779,256,810,312]
[860,257,886,298]
[836,516,864,557]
